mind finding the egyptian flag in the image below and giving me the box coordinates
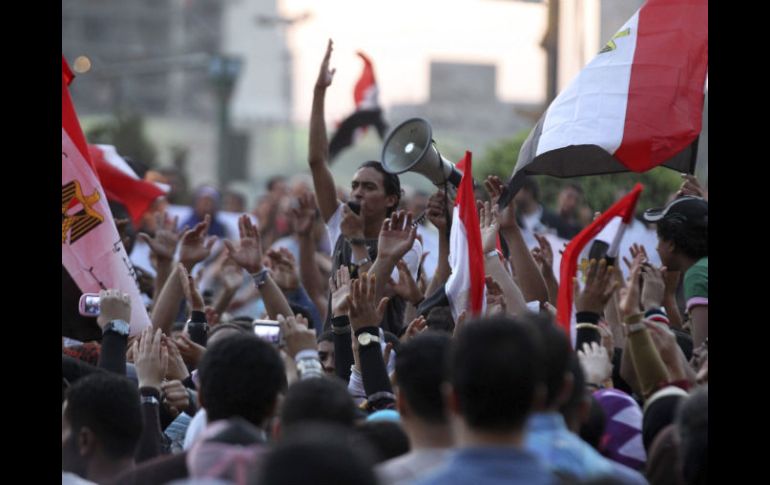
[502,0,707,204]
[557,184,643,347]
[88,144,167,227]
[62,56,151,335]
[329,52,388,160]
[445,152,486,321]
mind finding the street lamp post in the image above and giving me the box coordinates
[209,55,243,187]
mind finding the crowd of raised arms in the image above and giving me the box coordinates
[62,40,708,485]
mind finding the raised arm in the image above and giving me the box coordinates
[369,210,417,301]
[224,214,293,319]
[309,39,341,222]
[294,192,328,320]
[137,211,181,305]
[425,190,451,297]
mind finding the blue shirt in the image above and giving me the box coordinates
[412,446,558,485]
[526,413,626,481]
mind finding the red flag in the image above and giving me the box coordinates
[88,145,166,227]
[354,52,377,109]
[445,152,486,320]
[557,184,643,343]
[62,56,151,335]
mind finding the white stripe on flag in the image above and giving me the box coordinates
[446,206,469,323]
[538,12,640,157]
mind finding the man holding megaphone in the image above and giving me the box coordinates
[308,39,423,335]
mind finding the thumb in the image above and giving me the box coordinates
[137,233,152,245]
[376,297,390,317]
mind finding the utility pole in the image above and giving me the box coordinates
[543,0,560,106]
[209,55,243,187]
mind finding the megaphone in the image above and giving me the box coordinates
[381,118,463,187]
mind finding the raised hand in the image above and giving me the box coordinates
[484,175,517,230]
[346,272,389,331]
[677,173,706,198]
[96,289,132,329]
[400,315,428,343]
[479,201,500,254]
[485,276,507,316]
[330,265,352,318]
[266,248,299,291]
[426,190,450,231]
[619,253,645,318]
[376,210,417,263]
[574,259,620,314]
[161,379,190,418]
[223,215,264,274]
[178,263,204,312]
[138,212,181,263]
[220,258,245,293]
[340,202,366,240]
[173,333,206,368]
[292,192,318,235]
[577,341,612,387]
[315,38,336,90]
[278,313,317,359]
[640,264,667,311]
[179,215,217,270]
[162,336,190,382]
[134,327,168,391]
[388,259,423,305]
[532,233,554,271]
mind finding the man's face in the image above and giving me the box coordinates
[558,188,581,215]
[318,341,335,376]
[656,237,677,270]
[514,188,535,212]
[62,401,86,476]
[195,195,217,216]
[350,167,396,220]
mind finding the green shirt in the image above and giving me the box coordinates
[683,257,708,311]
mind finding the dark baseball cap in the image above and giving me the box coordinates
[642,196,708,227]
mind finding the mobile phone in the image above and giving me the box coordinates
[253,319,281,345]
[347,201,361,215]
[588,240,609,261]
[78,293,101,317]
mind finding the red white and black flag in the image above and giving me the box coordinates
[502,0,707,204]
[62,56,152,334]
[329,52,388,160]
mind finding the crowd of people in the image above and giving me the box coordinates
[62,40,708,485]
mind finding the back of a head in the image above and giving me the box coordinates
[64,372,142,460]
[198,335,286,426]
[254,423,377,485]
[677,385,708,485]
[395,332,451,424]
[281,378,357,432]
[425,306,455,334]
[353,421,411,464]
[525,313,572,409]
[449,315,545,432]
[560,352,587,424]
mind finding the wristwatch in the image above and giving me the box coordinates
[141,395,159,405]
[347,237,367,247]
[357,332,381,347]
[351,255,371,266]
[103,319,130,337]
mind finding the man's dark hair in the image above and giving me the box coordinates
[281,378,357,431]
[64,373,142,459]
[425,306,455,334]
[579,396,607,451]
[353,421,411,464]
[526,313,572,408]
[449,315,545,431]
[198,335,286,425]
[395,332,451,424]
[358,160,401,215]
[656,217,708,260]
[318,330,334,344]
[520,176,541,201]
[560,352,587,421]
[267,175,286,192]
[289,303,315,329]
[253,423,377,485]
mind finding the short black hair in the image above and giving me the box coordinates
[281,378,357,431]
[560,352,587,421]
[254,423,377,485]
[395,332,451,424]
[526,313,572,408]
[449,315,545,431]
[267,175,286,191]
[520,176,540,201]
[358,161,401,215]
[353,421,411,464]
[677,385,708,485]
[64,373,142,459]
[657,217,708,260]
[289,304,315,329]
[579,396,607,451]
[318,330,334,344]
[425,306,455,334]
[198,335,286,426]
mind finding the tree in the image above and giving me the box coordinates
[86,112,158,169]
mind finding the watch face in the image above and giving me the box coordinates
[110,320,130,335]
[358,333,372,346]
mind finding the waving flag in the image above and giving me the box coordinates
[62,56,151,335]
[445,152,486,321]
[502,0,707,204]
[88,144,167,227]
[557,184,643,346]
[329,52,388,160]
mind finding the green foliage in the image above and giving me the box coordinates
[477,131,682,213]
[86,113,157,167]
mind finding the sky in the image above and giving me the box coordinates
[280,0,548,121]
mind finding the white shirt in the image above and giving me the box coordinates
[326,204,423,282]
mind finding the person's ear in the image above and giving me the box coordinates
[385,194,399,213]
[78,427,97,458]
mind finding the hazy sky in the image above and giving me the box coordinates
[281,0,548,121]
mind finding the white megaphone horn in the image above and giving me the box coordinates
[381,118,463,188]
